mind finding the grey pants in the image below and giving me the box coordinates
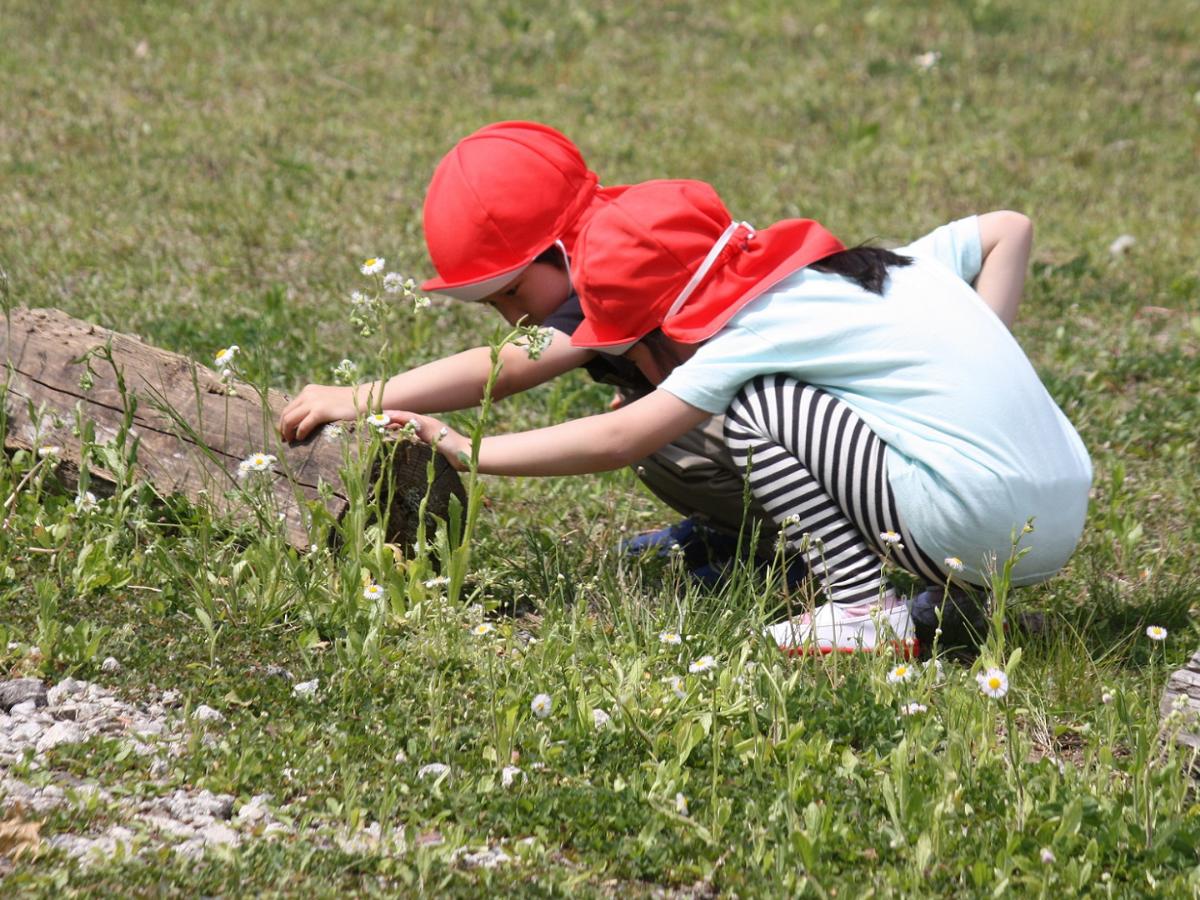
[631,412,779,553]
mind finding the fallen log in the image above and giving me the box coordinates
[1,307,465,550]
[1161,648,1200,751]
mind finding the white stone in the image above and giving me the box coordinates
[36,720,85,753]
[417,762,450,780]
[193,704,224,724]
[161,689,181,706]
[292,679,319,698]
[47,678,86,705]
[10,721,43,744]
[100,656,122,674]
[10,700,38,717]
[198,822,239,846]
[1109,234,1136,257]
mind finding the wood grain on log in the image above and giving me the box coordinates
[1,307,464,550]
[1161,648,1200,751]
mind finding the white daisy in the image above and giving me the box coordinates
[531,693,552,719]
[675,792,689,816]
[350,290,370,307]
[424,576,450,588]
[900,701,927,716]
[1040,847,1056,865]
[366,412,391,429]
[887,663,915,684]
[382,272,405,293]
[688,655,717,674]
[361,257,385,275]
[879,531,902,545]
[75,491,98,513]
[241,452,276,473]
[363,583,385,601]
[501,765,523,788]
[37,445,61,458]
[214,345,239,368]
[471,623,495,637]
[658,630,683,645]
[976,667,1009,699]
[592,708,612,730]
[669,676,687,700]
[913,50,941,71]
[417,762,449,780]
[944,556,964,572]
[1101,690,1114,705]
[1146,625,1168,641]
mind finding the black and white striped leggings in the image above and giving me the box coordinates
[724,375,944,605]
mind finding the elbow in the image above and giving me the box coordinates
[995,210,1034,248]
[595,416,659,471]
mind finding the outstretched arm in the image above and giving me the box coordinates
[387,389,712,477]
[280,329,594,441]
[974,210,1033,329]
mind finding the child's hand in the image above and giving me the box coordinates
[384,412,471,471]
[279,384,357,442]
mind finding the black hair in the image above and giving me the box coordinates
[809,245,912,295]
[534,244,567,269]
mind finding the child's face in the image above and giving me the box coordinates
[483,262,571,326]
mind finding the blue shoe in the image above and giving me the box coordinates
[623,518,807,590]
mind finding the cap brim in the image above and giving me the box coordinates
[569,320,639,355]
[421,264,527,301]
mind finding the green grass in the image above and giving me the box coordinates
[2,0,1199,895]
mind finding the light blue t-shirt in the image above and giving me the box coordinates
[659,216,1092,584]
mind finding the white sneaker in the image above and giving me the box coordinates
[767,602,915,655]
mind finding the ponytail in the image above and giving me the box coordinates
[809,245,912,295]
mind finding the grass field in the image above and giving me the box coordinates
[2,0,1199,895]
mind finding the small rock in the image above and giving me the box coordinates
[47,677,86,706]
[592,708,612,730]
[160,689,182,706]
[36,720,86,753]
[100,657,122,674]
[292,679,319,698]
[454,846,512,869]
[417,762,450,780]
[236,801,266,824]
[263,665,294,681]
[149,757,168,779]
[9,700,39,718]
[1109,234,1136,257]
[9,721,44,745]
[198,822,239,847]
[193,704,224,724]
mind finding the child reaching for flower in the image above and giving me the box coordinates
[384,179,1091,655]
[282,122,782,573]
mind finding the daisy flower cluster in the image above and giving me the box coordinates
[350,255,434,336]
[331,358,359,385]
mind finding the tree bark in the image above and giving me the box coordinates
[1,307,465,550]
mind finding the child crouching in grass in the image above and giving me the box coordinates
[383,179,1092,656]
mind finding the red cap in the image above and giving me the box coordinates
[570,180,845,351]
[421,122,601,300]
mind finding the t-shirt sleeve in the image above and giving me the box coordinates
[896,215,983,284]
